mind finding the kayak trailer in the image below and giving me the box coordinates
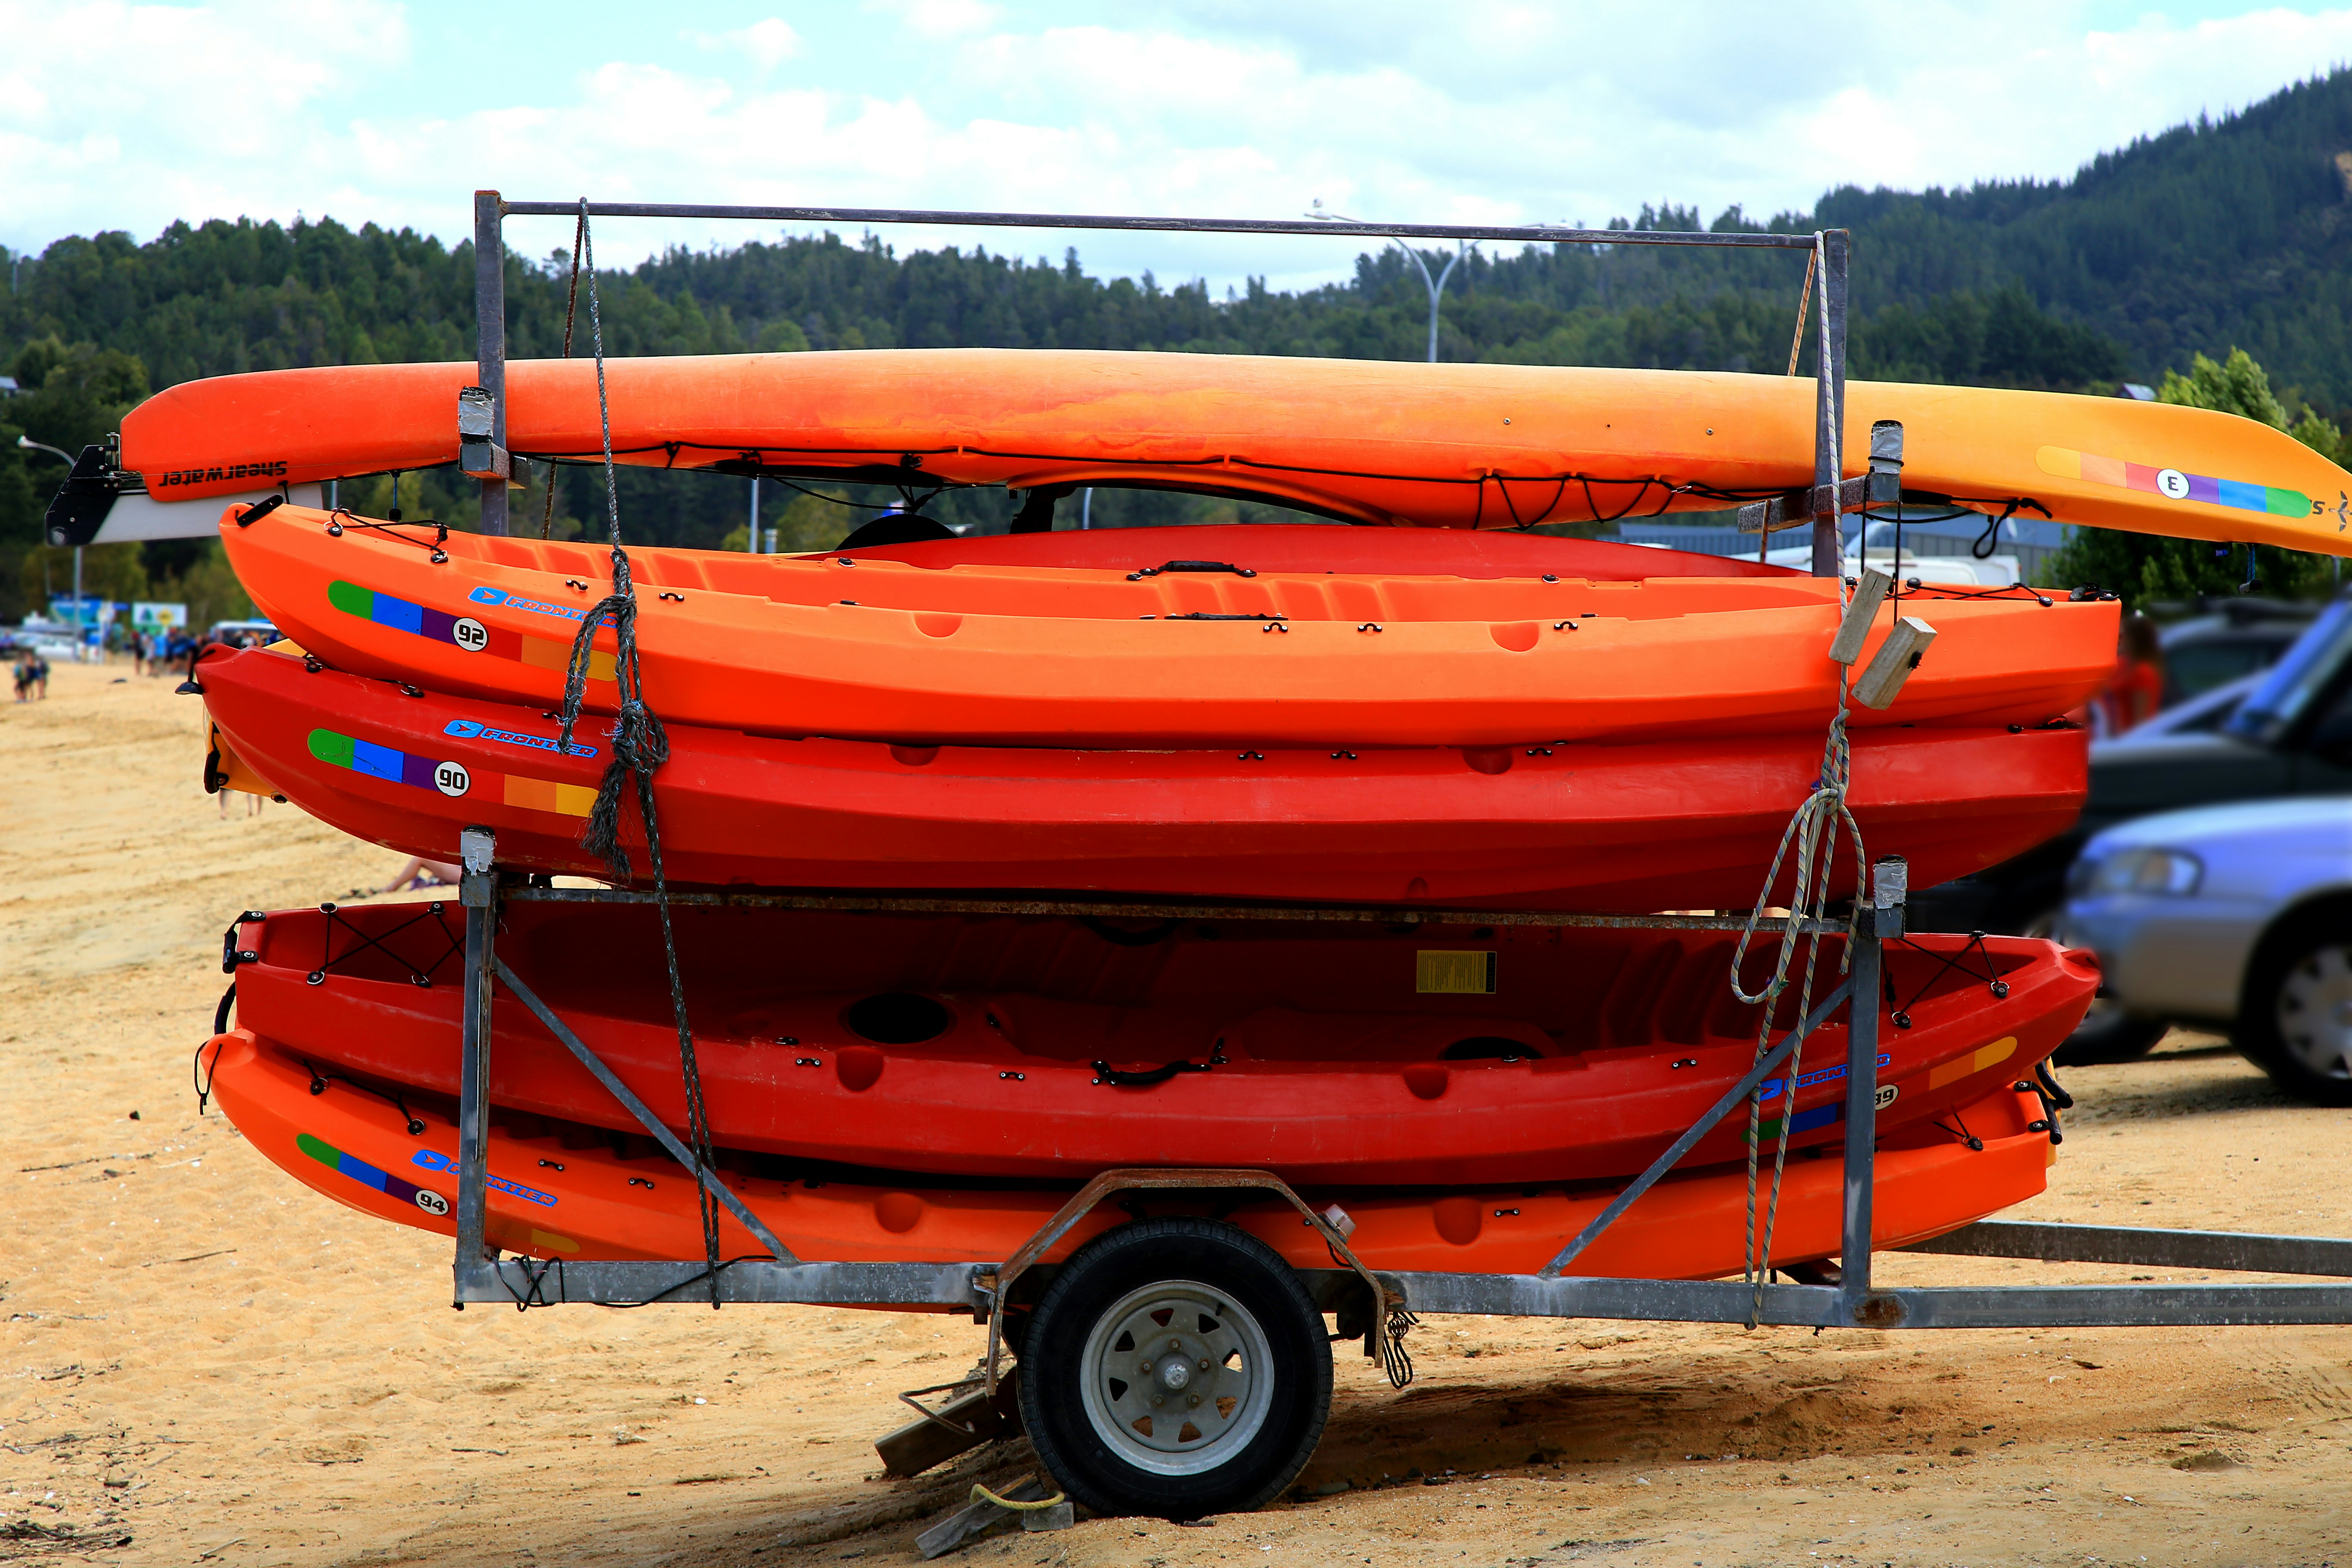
[439,828,2352,1518]
[413,197,2349,1521]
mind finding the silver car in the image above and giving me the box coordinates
[2061,796,2352,1104]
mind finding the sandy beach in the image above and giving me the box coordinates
[4,659,2349,1568]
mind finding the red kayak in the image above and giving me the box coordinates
[199,643,2085,911]
[227,900,2096,1187]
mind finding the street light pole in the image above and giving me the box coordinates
[1308,202,1469,363]
[18,436,86,643]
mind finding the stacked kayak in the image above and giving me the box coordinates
[225,902,2096,1187]
[206,1027,2061,1276]
[198,638,2086,910]
[168,346,2174,1282]
[217,508,2114,746]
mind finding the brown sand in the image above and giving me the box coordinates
[4,660,2349,1568]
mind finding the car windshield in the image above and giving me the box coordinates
[2224,597,2352,746]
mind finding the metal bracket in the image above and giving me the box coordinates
[978,1167,1397,1396]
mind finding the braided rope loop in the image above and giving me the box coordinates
[1733,320,1868,1324]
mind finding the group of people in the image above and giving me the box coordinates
[11,649,50,701]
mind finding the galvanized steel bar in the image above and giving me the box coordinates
[1539,976,1855,1278]
[456,1257,988,1308]
[474,190,509,536]
[1837,912,1883,1312]
[1390,1273,2352,1328]
[1810,228,1850,577]
[451,827,498,1301]
[490,957,795,1263]
[496,201,1818,250]
[1898,1220,2352,1277]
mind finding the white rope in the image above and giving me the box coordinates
[1734,288,1868,1323]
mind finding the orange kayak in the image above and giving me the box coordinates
[196,640,2086,910]
[220,509,2115,747]
[127,350,2352,554]
[203,1028,2055,1278]
[225,899,2094,1186]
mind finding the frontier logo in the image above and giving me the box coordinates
[157,460,290,488]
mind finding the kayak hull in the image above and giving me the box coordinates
[199,643,2088,910]
[217,508,2117,748]
[129,349,2352,556]
[205,1029,2057,1279]
[227,900,2096,1187]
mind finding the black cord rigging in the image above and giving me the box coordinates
[552,197,727,1306]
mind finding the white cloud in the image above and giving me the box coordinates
[868,0,1003,40]
[708,17,801,71]
[3,0,2349,291]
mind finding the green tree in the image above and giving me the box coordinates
[2047,349,2340,604]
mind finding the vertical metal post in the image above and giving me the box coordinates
[1839,859,1902,1320]
[1836,912,1883,1312]
[1810,229,1850,578]
[473,190,509,537]
[452,826,498,1304]
[747,474,762,553]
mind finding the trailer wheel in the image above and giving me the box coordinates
[1018,1216,1331,1519]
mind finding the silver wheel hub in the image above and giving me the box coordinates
[2277,943,2352,1081]
[1079,1280,1273,1476]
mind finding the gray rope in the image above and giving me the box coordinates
[553,197,726,1304]
[1732,341,1866,1325]
[538,204,586,541]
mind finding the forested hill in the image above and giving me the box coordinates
[5,65,2352,615]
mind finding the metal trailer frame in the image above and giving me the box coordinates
[444,194,2352,1341]
[444,838,2352,1332]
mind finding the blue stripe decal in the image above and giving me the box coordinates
[409,1146,557,1207]
[350,738,405,782]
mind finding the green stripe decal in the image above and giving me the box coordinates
[326,579,373,617]
[308,729,355,769]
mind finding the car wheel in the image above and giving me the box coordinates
[1017,1216,1331,1519]
[2236,919,2352,1106]
[2052,997,2168,1066]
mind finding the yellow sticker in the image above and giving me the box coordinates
[1928,1035,2018,1090]
[1417,950,1497,995]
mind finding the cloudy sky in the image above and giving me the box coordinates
[4,1,2350,289]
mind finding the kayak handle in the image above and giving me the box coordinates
[1127,559,1257,580]
[1090,1039,1229,1088]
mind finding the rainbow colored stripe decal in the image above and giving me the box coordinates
[325,580,615,682]
[297,1131,451,1216]
[307,728,595,818]
[2038,446,2312,518]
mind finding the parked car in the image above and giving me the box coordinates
[2059,796,2352,1104]
[1913,591,2352,941]
[2154,597,2317,708]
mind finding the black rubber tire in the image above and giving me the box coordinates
[1017,1216,1331,1520]
[2235,917,2352,1106]
[2051,1002,2168,1066]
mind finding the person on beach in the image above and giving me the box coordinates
[12,654,31,702]
[379,855,462,892]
